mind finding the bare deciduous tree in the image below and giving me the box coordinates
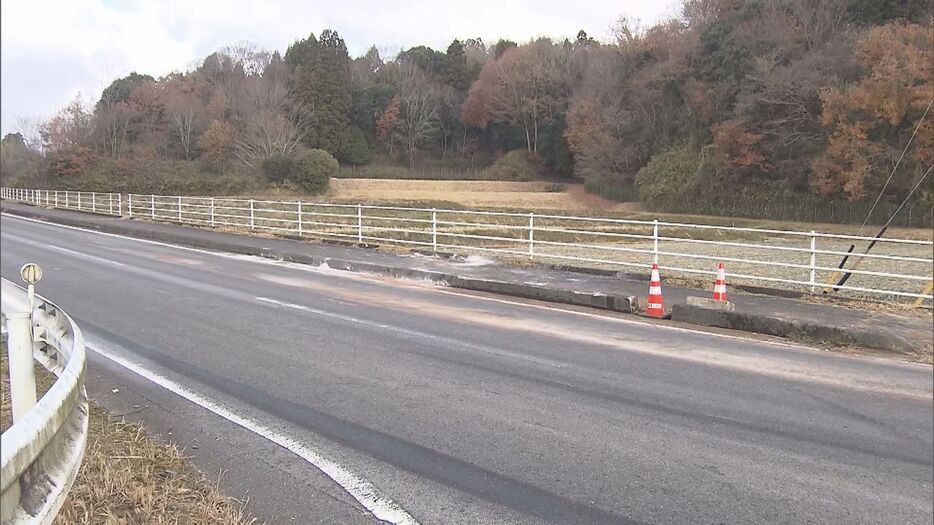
[233,67,310,167]
[392,62,441,169]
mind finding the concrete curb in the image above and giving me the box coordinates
[671,304,917,353]
[3,204,926,354]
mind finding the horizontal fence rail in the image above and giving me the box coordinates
[0,187,121,217]
[1,279,89,524]
[3,188,932,302]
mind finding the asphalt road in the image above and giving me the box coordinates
[1,213,932,524]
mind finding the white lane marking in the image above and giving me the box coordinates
[1,231,126,267]
[3,213,911,364]
[254,296,565,368]
[86,340,419,524]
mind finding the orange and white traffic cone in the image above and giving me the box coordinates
[713,262,727,302]
[646,263,664,317]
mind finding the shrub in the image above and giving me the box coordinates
[262,154,300,183]
[296,149,337,193]
[635,145,708,207]
[479,150,539,181]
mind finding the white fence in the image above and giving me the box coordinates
[2,188,932,301]
[1,279,88,524]
[0,187,121,216]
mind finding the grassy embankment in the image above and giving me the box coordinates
[0,348,254,524]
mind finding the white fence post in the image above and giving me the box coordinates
[109,193,113,215]
[7,312,37,423]
[77,192,81,210]
[357,204,363,244]
[528,212,535,259]
[92,192,96,213]
[54,190,59,208]
[151,194,156,219]
[431,208,437,252]
[128,194,133,218]
[809,231,817,293]
[210,197,215,227]
[65,191,70,209]
[297,201,303,235]
[653,219,660,265]
[249,199,255,230]
[117,193,122,216]
[177,196,183,221]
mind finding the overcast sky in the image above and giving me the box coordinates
[0,0,678,135]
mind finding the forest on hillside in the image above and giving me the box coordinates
[1,0,932,225]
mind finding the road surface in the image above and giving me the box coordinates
[1,213,932,524]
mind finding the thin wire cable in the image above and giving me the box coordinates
[858,98,933,233]
[880,162,932,230]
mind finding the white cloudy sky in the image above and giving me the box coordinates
[0,0,678,135]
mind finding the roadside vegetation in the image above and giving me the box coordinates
[0,0,931,228]
[0,349,253,524]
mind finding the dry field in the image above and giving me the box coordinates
[260,178,632,211]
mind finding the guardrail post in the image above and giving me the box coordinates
[357,204,363,244]
[7,312,38,423]
[652,219,659,265]
[151,194,156,219]
[431,208,437,252]
[177,195,183,221]
[210,197,215,227]
[809,230,817,293]
[250,199,255,230]
[528,212,535,259]
[297,201,303,235]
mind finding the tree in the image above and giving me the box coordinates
[233,66,309,167]
[42,95,94,152]
[99,72,154,106]
[343,127,372,165]
[198,119,234,173]
[0,131,44,186]
[443,40,470,90]
[398,46,447,76]
[463,41,567,152]
[813,21,933,199]
[289,29,353,160]
[376,96,401,156]
[394,63,441,168]
[492,39,517,58]
[163,76,204,160]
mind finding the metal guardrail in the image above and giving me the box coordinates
[1,279,88,524]
[0,187,121,217]
[2,188,932,301]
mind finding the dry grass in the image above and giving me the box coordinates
[0,348,253,524]
[260,178,606,211]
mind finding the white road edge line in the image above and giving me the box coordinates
[86,340,419,525]
[1,231,126,267]
[0,212,842,353]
